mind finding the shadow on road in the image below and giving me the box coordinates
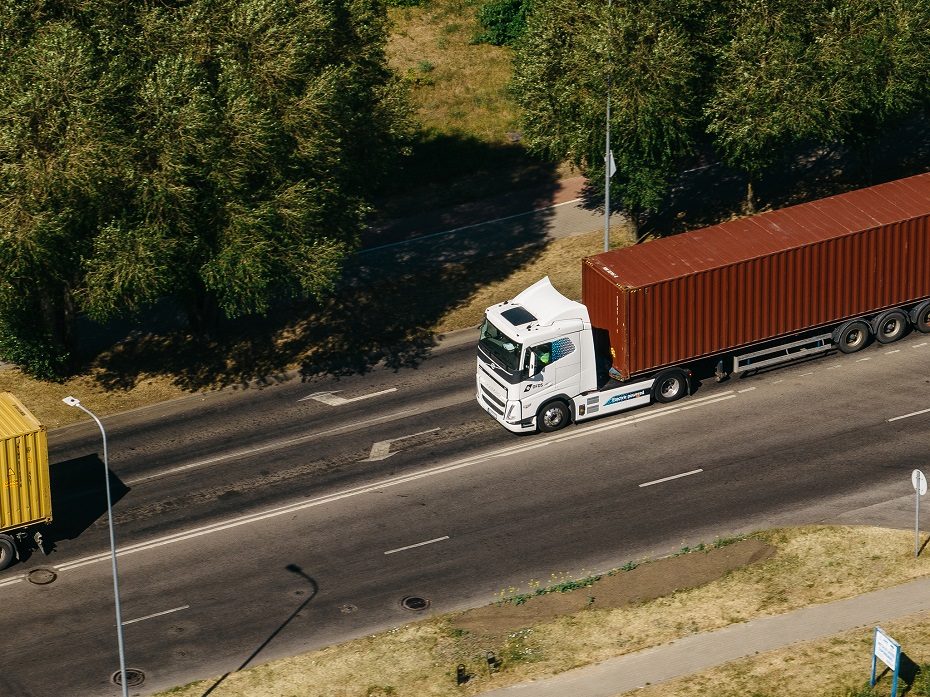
[44,454,130,551]
[201,564,319,697]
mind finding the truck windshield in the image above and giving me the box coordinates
[478,319,522,372]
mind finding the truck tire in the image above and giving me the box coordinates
[537,401,570,433]
[0,535,16,571]
[653,369,688,403]
[872,309,908,343]
[912,300,930,333]
[834,320,870,353]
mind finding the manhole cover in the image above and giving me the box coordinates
[112,669,145,687]
[401,596,430,611]
[339,604,358,614]
[27,568,57,585]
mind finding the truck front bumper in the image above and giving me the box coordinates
[476,392,536,433]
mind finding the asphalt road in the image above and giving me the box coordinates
[2,329,930,696]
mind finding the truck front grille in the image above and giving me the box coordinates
[480,387,504,415]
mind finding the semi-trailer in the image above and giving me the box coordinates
[476,172,930,433]
[0,392,51,569]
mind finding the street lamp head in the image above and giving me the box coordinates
[62,396,80,407]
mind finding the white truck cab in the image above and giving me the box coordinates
[476,277,688,433]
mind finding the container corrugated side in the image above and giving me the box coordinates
[584,204,930,379]
[0,393,52,532]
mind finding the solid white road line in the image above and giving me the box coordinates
[48,391,738,575]
[639,469,704,488]
[126,408,416,485]
[888,407,930,423]
[122,605,190,626]
[384,536,450,555]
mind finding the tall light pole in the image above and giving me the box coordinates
[62,396,128,697]
[604,0,614,252]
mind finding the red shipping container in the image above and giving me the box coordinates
[583,173,930,379]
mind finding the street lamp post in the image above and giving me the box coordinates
[604,0,614,252]
[62,396,128,697]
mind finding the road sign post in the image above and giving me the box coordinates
[912,469,927,557]
[871,626,901,697]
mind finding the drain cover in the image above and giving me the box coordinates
[112,669,145,687]
[401,596,430,611]
[27,568,57,585]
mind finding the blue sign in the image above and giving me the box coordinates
[871,627,901,697]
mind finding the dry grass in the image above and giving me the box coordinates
[0,368,186,429]
[625,615,927,697]
[387,0,518,141]
[154,526,930,697]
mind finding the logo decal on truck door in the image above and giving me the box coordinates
[524,382,548,392]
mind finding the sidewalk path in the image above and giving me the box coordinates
[361,176,623,253]
[481,576,930,696]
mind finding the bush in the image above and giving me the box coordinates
[474,0,531,46]
[0,322,69,381]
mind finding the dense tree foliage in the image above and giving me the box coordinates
[512,0,709,233]
[474,0,533,46]
[0,0,409,377]
[706,0,930,209]
[511,0,930,223]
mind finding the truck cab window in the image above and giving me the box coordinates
[532,343,552,372]
[478,319,522,372]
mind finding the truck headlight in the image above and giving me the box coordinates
[505,401,520,422]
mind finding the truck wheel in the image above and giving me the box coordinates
[653,369,688,403]
[537,401,570,433]
[872,309,908,343]
[912,300,930,333]
[835,320,870,353]
[0,536,16,571]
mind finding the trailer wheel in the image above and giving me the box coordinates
[0,535,16,571]
[537,401,570,433]
[653,369,688,403]
[835,320,870,354]
[912,300,930,334]
[872,310,908,343]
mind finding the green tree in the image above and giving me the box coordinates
[84,0,410,327]
[705,0,930,211]
[511,0,705,237]
[814,0,930,167]
[0,3,134,377]
[705,0,839,212]
[0,0,410,376]
[475,0,533,46]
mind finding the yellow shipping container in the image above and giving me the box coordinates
[0,392,52,533]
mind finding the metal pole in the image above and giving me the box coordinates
[604,0,612,253]
[917,484,921,558]
[64,398,128,697]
